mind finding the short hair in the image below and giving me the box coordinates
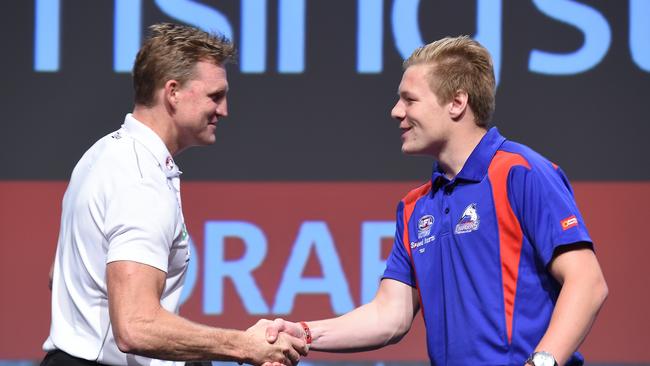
[133,23,236,106]
[404,36,496,126]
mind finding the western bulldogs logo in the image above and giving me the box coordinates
[417,215,434,239]
[455,203,480,234]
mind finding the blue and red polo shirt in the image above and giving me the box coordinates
[383,127,591,365]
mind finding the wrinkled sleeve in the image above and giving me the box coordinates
[508,163,592,266]
[104,179,177,273]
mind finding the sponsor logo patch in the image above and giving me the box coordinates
[165,156,175,171]
[561,215,578,230]
[410,235,436,253]
[417,215,434,239]
[455,203,480,234]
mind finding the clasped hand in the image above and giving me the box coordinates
[244,318,307,366]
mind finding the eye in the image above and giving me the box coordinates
[210,91,225,102]
[399,92,416,105]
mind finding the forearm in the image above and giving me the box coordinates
[107,261,259,363]
[115,305,249,362]
[307,280,417,352]
[534,268,608,365]
[307,303,403,352]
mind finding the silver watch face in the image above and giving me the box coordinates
[532,351,556,366]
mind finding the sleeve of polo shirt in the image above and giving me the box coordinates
[104,179,177,273]
[508,162,592,266]
[382,201,417,287]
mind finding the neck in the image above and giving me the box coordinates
[132,105,180,156]
[436,126,488,179]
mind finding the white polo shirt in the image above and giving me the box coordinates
[44,114,190,366]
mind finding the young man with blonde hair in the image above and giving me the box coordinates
[266,36,608,366]
[43,23,306,366]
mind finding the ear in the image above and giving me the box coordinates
[163,79,181,107]
[448,89,469,120]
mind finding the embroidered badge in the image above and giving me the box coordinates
[165,156,175,171]
[561,215,578,230]
[417,215,434,239]
[455,203,480,234]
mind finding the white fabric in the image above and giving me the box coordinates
[43,114,190,366]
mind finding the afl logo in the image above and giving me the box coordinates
[417,215,434,239]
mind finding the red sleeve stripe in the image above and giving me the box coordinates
[487,151,530,343]
[401,182,433,259]
[400,181,432,319]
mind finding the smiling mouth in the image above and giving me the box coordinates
[401,126,415,142]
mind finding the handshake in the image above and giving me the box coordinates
[242,318,311,366]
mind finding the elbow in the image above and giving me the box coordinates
[590,264,609,309]
[113,325,136,354]
[595,276,609,309]
[383,318,412,346]
[113,322,145,354]
[581,269,608,315]
[395,320,413,343]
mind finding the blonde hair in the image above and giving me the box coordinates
[404,36,495,126]
[133,23,236,106]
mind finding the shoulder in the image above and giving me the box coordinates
[491,140,576,204]
[69,132,171,208]
[401,181,432,205]
[81,131,164,182]
[493,140,558,174]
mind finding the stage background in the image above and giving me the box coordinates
[1,0,649,365]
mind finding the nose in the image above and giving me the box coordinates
[391,99,405,120]
[217,96,228,118]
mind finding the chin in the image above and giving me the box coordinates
[402,146,431,157]
[401,144,418,155]
[200,134,217,145]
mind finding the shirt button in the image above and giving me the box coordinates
[444,208,450,214]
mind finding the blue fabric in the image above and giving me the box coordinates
[383,128,591,365]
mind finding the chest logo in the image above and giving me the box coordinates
[165,156,176,171]
[417,215,435,239]
[455,203,480,234]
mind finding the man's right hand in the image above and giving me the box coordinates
[260,319,310,366]
[264,318,306,345]
[243,319,308,366]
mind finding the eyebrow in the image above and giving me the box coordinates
[399,90,415,99]
[208,86,229,97]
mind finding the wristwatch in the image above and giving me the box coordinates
[525,351,558,366]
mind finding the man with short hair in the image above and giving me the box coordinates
[43,23,306,366]
[265,36,608,366]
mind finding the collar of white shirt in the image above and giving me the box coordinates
[121,113,182,179]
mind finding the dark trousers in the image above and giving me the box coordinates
[40,350,104,366]
[41,349,213,366]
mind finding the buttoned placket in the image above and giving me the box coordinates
[163,155,189,243]
[162,155,183,209]
[436,177,453,237]
[165,161,190,262]
[171,176,182,210]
